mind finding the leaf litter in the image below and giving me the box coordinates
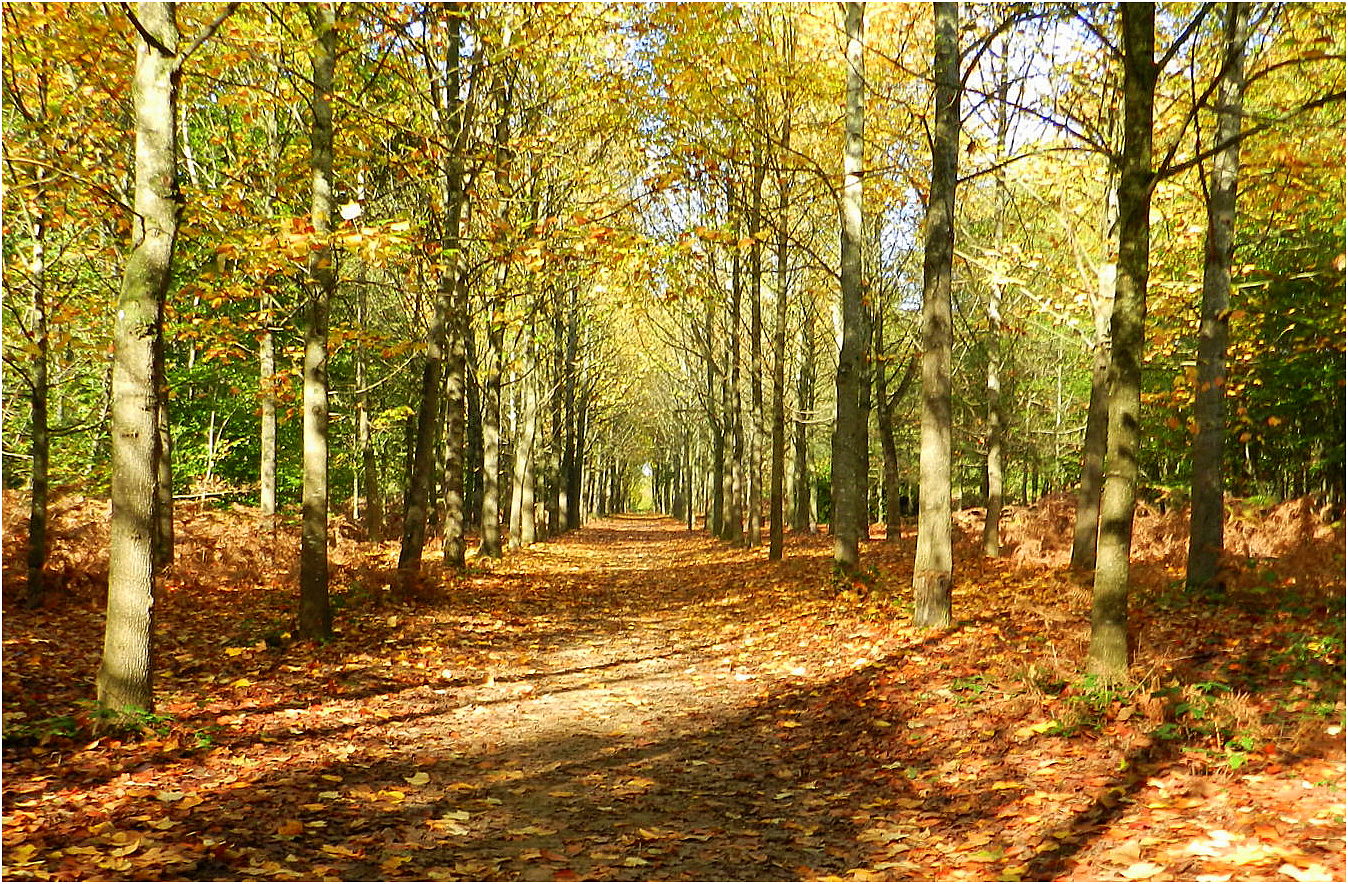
[2,490,1344,881]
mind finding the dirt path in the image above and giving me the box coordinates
[318,516,872,881]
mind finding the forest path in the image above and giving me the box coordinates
[343,515,874,881]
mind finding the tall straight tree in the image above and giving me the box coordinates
[98,0,180,717]
[1186,2,1249,591]
[298,2,336,641]
[831,0,867,573]
[768,16,795,561]
[1088,3,1157,679]
[912,1,959,627]
[23,190,49,606]
[401,3,468,574]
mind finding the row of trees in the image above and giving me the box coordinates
[2,1,1342,718]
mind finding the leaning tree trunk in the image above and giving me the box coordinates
[298,1,337,641]
[1087,2,1157,681]
[913,0,959,627]
[99,0,179,718]
[1186,1,1247,592]
[831,0,867,573]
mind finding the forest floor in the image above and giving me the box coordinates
[2,493,1344,882]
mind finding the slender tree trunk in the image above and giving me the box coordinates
[407,6,467,564]
[546,303,565,537]
[99,0,179,717]
[748,132,766,548]
[725,222,744,544]
[831,0,867,572]
[258,108,281,519]
[520,369,537,545]
[26,194,49,607]
[564,305,582,530]
[1187,2,1247,592]
[1071,261,1115,568]
[355,280,381,540]
[793,301,815,532]
[769,51,793,560]
[857,310,872,539]
[876,321,916,543]
[479,320,503,556]
[913,1,959,627]
[298,1,336,641]
[1088,2,1156,681]
[510,340,539,547]
[982,56,1012,558]
[154,367,173,568]
[259,296,278,516]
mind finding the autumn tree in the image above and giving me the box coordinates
[831,0,867,573]
[297,2,336,641]
[912,1,959,628]
[99,0,236,718]
[1185,2,1249,592]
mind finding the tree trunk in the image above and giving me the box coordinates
[1186,1,1247,592]
[564,304,582,531]
[510,339,539,547]
[748,132,766,548]
[1088,2,1156,681]
[154,367,174,569]
[355,281,381,540]
[259,295,278,516]
[298,1,336,641]
[831,0,867,572]
[26,194,49,607]
[769,45,793,560]
[99,0,179,717]
[725,219,744,545]
[1071,261,1115,568]
[982,53,1012,558]
[793,300,815,532]
[913,0,959,628]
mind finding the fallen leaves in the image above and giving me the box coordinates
[2,509,1344,882]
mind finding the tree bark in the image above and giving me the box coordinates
[769,41,794,560]
[26,194,49,607]
[831,0,867,573]
[298,2,336,641]
[793,300,816,532]
[912,1,959,628]
[982,50,1012,558]
[1088,2,1157,681]
[99,0,180,717]
[748,130,766,548]
[1071,261,1115,568]
[1186,2,1247,592]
